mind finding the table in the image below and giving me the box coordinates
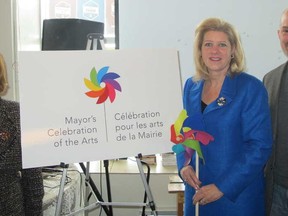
[168,175,184,216]
[42,164,83,215]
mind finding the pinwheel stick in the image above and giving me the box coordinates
[195,152,199,216]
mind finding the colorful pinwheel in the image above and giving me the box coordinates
[170,109,214,165]
[84,66,122,104]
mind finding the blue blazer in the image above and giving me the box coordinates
[177,73,272,216]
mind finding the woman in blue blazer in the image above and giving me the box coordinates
[177,18,272,216]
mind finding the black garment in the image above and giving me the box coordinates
[274,65,288,189]
[263,61,288,216]
[201,100,207,113]
[0,98,44,216]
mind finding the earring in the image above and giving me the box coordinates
[231,54,234,59]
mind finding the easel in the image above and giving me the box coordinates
[64,155,157,216]
[54,33,112,216]
[55,158,158,216]
[54,33,158,216]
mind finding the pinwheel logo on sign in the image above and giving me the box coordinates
[84,66,122,104]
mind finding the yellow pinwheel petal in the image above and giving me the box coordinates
[84,78,102,91]
[174,109,188,134]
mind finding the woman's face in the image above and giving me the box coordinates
[201,30,234,75]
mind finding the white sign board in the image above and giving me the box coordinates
[18,49,182,168]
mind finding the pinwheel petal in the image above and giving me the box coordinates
[184,146,194,165]
[84,78,102,91]
[195,131,214,145]
[183,129,195,140]
[183,139,204,161]
[173,109,188,134]
[85,89,105,98]
[96,87,109,104]
[90,67,99,86]
[172,144,185,154]
[102,72,120,80]
[97,66,109,82]
[106,83,116,102]
[170,124,184,144]
[105,79,122,91]
[170,125,177,143]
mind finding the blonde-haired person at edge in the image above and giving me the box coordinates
[176,18,272,216]
[0,53,44,215]
[264,8,288,216]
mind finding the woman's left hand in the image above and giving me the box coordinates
[192,184,223,205]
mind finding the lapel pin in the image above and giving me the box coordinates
[217,97,226,106]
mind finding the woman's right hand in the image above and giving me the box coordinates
[180,165,201,190]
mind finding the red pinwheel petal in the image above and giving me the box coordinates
[96,88,109,104]
[170,125,177,143]
[106,83,116,102]
[170,125,184,144]
[85,89,105,98]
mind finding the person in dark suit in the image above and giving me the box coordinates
[177,17,272,216]
[263,8,288,216]
[0,53,44,215]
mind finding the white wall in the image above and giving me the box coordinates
[0,0,17,100]
[119,0,288,83]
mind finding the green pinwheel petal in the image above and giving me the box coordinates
[90,67,99,86]
[183,139,204,161]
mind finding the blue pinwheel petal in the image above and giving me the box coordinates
[102,72,120,80]
[97,66,109,82]
[172,144,185,154]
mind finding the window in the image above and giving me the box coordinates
[17,0,116,51]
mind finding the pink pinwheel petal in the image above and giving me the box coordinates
[106,83,116,102]
[184,146,194,165]
[195,131,214,145]
[183,130,195,140]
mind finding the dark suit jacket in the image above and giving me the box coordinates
[0,98,44,216]
[263,61,288,216]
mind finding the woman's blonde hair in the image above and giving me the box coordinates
[193,17,246,81]
[0,54,9,95]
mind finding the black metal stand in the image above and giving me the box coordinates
[79,162,111,216]
[140,160,151,216]
[104,160,113,215]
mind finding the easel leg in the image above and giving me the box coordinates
[136,154,158,216]
[104,160,113,215]
[79,162,111,216]
[55,163,69,216]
